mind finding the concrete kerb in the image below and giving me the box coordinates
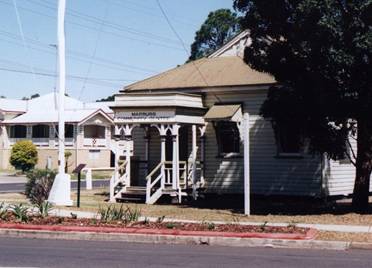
[0,228,350,251]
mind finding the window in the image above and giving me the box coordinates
[274,122,303,155]
[9,125,27,138]
[84,125,105,139]
[88,149,100,160]
[214,121,240,156]
[32,125,49,138]
[55,124,74,138]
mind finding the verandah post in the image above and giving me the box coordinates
[192,124,197,198]
[171,124,180,191]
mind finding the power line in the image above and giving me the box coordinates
[155,0,223,104]
[31,0,184,46]
[78,1,111,100]
[12,0,37,88]
[0,29,156,75]
[104,0,198,28]
[0,65,136,87]
[0,0,185,52]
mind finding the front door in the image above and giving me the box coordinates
[165,126,189,162]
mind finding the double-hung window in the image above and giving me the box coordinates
[214,121,240,156]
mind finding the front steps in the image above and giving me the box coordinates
[115,186,184,203]
[116,186,146,203]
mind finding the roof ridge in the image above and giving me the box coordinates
[123,57,208,91]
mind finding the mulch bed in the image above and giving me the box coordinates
[0,214,315,239]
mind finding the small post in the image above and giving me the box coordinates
[86,168,92,190]
[77,171,81,208]
[72,164,86,209]
[243,112,250,215]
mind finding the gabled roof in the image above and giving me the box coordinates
[0,98,27,113]
[208,30,250,58]
[2,92,114,125]
[3,109,101,124]
[123,56,275,92]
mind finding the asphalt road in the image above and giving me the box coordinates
[0,236,370,268]
[0,180,110,193]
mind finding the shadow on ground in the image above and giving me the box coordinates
[178,194,372,216]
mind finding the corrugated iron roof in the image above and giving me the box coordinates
[204,104,241,121]
[123,56,276,92]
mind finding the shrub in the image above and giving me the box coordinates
[0,202,9,220]
[25,169,56,205]
[98,205,141,223]
[35,201,53,218]
[11,203,29,222]
[9,140,38,172]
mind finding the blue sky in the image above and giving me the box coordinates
[0,0,233,101]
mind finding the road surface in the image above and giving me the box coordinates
[0,236,370,268]
[0,179,109,193]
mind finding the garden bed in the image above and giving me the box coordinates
[0,214,316,240]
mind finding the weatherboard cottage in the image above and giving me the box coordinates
[109,30,360,205]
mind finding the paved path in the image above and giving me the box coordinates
[0,236,370,268]
[0,174,27,184]
[0,179,109,193]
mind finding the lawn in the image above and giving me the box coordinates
[3,189,372,242]
[3,189,372,228]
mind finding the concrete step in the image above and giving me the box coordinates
[116,186,147,203]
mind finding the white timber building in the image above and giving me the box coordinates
[0,93,115,171]
[110,30,360,205]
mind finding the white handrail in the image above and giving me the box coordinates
[110,160,129,202]
[146,161,165,204]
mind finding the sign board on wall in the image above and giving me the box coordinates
[115,111,175,122]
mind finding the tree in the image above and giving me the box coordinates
[30,93,40,99]
[96,95,114,102]
[234,0,372,210]
[10,140,38,172]
[189,9,241,61]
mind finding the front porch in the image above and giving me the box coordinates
[110,93,207,204]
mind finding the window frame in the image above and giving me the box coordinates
[55,124,74,139]
[9,125,27,139]
[83,125,106,139]
[213,121,241,158]
[273,121,305,158]
[32,124,50,139]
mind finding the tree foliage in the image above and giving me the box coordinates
[25,169,56,205]
[234,0,372,209]
[10,140,38,172]
[189,9,241,61]
[96,95,114,102]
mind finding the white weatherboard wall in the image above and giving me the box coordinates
[203,88,323,196]
[325,137,372,196]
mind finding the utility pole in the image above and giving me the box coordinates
[48,0,72,206]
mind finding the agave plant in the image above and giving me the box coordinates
[124,206,141,223]
[11,203,29,222]
[0,202,9,220]
[35,201,53,218]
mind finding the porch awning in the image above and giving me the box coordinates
[204,104,242,122]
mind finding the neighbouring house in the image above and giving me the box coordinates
[0,93,115,171]
[109,30,360,205]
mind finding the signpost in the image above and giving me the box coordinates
[72,164,86,208]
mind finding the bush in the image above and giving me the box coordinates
[9,140,38,172]
[98,205,141,223]
[11,203,29,222]
[25,169,56,205]
[35,201,53,218]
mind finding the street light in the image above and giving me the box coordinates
[48,0,72,206]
